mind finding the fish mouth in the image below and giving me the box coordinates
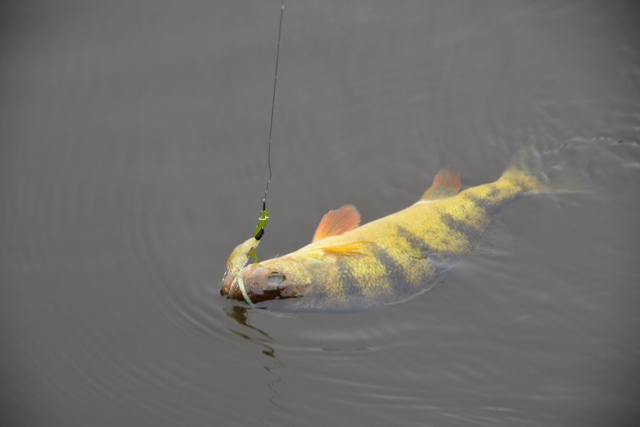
[221,265,305,304]
[221,270,235,296]
[220,265,266,302]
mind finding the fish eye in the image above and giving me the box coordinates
[267,272,285,286]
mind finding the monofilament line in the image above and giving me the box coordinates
[263,0,284,211]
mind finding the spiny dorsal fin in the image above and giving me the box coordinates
[420,166,462,201]
[312,205,361,242]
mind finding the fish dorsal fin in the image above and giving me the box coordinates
[420,166,462,201]
[319,241,371,256]
[312,205,361,242]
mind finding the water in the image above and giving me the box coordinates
[1,1,639,426]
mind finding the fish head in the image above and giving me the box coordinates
[222,256,312,304]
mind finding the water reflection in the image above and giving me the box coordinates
[224,306,276,357]
[224,306,293,425]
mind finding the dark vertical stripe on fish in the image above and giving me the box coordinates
[461,189,499,214]
[395,225,432,256]
[438,212,483,249]
[461,184,522,215]
[336,259,365,301]
[374,248,412,297]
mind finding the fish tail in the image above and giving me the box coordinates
[500,138,591,195]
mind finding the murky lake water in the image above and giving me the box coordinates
[1,1,639,426]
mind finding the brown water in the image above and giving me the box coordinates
[1,1,639,426]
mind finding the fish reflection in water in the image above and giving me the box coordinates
[222,140,589,313]
[224,305,292,422]
[225,306,275,357]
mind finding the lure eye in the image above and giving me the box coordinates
[267,272,285,286]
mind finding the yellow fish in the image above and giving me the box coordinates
[221,141,586,312]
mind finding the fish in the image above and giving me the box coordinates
[221,140,588,313]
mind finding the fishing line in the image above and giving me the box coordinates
[254,0,285,242]
[235,0,284,308]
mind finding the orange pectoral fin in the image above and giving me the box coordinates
[420,166,462,201]
[319,241,372,256]
[312,204,361,242]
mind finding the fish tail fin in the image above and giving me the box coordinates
[500,138,592,195]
